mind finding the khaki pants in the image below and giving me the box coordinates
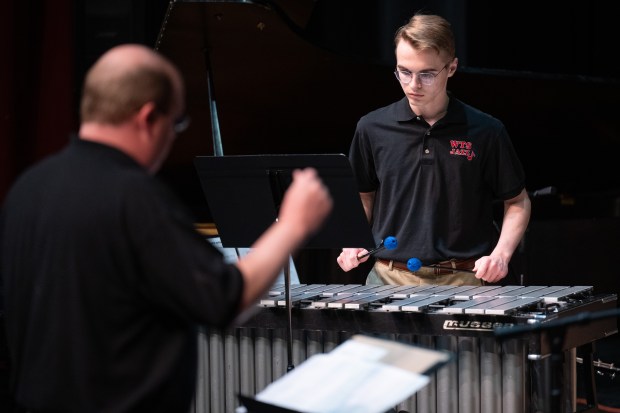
[367,260,483,286]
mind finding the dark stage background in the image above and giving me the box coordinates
[1,0,619,410]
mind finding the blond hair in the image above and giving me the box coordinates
[394,13,455,60]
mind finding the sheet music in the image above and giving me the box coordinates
[253,336,446,413]
[206,236,300,284]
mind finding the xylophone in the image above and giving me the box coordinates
[191,284,617,413]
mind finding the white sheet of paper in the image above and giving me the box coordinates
[206,237,299,284]
[255,341,430,413]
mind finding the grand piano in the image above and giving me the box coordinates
[154,0,620,292]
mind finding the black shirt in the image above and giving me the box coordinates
[349,96,526,263]
[1,137,244,412]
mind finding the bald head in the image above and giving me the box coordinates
[80,44,184,125]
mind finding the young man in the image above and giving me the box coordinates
[337,13,530,286]
[0,44,332,412]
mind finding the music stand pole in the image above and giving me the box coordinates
[272,176,295,372]
[284,254,294,371]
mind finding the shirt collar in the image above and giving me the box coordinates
[395,92,467,125]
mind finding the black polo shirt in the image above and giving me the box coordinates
[1,137,244,412]
[349,95,525,263]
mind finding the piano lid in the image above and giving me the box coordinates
[154,0,403,162]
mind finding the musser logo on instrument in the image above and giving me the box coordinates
[442,320,514,331]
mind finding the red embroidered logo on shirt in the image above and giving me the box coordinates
[449,140,476,161]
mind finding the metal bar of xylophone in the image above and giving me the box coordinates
[191,284,618,413]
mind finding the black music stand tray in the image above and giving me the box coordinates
[237,395,303,413]
[194,154,375,370]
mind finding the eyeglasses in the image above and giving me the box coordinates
[394,64,448,86]
[173,114,191,133]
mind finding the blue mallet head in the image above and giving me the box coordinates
[356,236,398,259]
[407,257,422,272]
[384,236,398,250]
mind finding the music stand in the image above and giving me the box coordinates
[194,154,375,371]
